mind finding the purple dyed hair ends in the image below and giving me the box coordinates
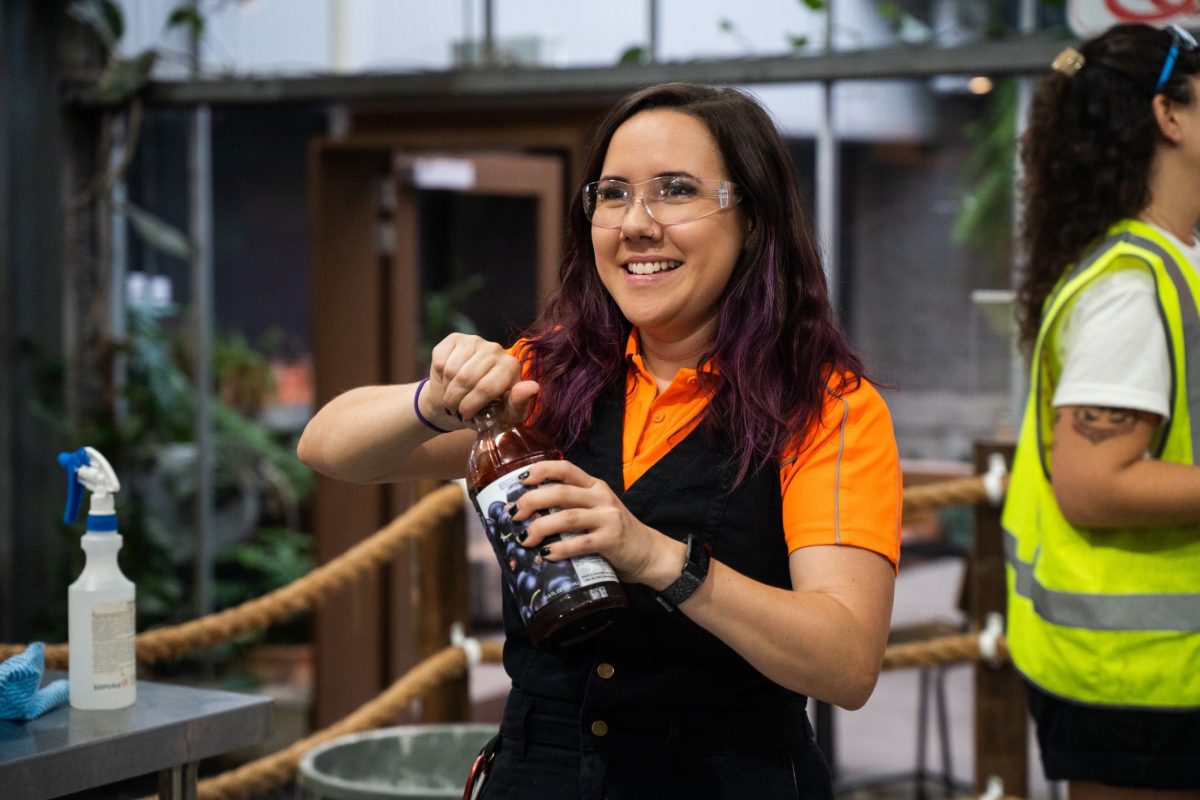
[522,83,862,484]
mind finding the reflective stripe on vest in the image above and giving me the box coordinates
[1002,219,1200,709]
[1004,529,1200,631]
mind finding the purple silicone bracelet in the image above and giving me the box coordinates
[414,377,451,434]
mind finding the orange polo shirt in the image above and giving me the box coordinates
[512,334,901,566]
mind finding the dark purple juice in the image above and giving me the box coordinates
[467,403,627,647]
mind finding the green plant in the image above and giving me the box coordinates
[40,1,313,653]
[950,0,1069,271]
[214,527,312,645]
[716,1,829,54]
[419,274,486,364]
[953,77,1018,278]
[66,0,213,254]
[214,333,273,411]
[30,305,314,639]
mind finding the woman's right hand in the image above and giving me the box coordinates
[297,333,540,484]
[425,333,540,427]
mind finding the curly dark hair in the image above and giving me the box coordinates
[1017,24,1200,350]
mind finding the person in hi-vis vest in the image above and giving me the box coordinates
[1005,23,1200,798]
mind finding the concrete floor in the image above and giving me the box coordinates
[468,556,1064,800]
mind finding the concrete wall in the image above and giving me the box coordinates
[843,93,1017,461]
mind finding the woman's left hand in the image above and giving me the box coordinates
[509,460,680,588]
[511,462,895,710]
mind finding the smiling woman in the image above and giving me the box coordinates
[589,109,746,359]
[297,82,901,800]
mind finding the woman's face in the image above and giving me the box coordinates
[591,109,746,346]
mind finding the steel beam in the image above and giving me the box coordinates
[64,33,1072,109]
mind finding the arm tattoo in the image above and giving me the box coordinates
[1072,406,1138,445]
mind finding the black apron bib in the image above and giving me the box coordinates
[487,386,832,799]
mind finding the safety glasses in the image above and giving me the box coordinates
[1154,24,1198,94]
[582,176,739,229]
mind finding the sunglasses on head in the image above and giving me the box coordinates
[1154,24,1198,94]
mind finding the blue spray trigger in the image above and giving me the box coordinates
[58,448,91,524]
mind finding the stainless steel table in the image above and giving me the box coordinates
[0,672,273,800]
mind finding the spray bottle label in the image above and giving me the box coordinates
[91,600,136,690]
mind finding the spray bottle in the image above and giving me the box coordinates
[59,447,136,709]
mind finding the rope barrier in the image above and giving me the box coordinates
[173,639,503,800]
[0,467,1017,799]
[187,626,1003,800]
[0,482,466,668]
[2,460,1013,668]
[1,469,1014,671]
[188,627,1004,800]
[189,626,1003,800]
[881,630,1009,671]
[901,473,1008,516]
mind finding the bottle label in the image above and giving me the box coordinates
[472,467,619,624]
[91,600,136,691]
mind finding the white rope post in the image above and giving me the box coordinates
[450,621,482,667]
[978,612,1006,668]
[983,452,1008,506]
[979,774,1005,800]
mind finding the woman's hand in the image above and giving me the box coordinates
[506,460,896,709]
[297,333,538,485]
[424,333,539,427]
[508,460,684,588]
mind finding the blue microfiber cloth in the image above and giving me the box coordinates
[0,642,69,720]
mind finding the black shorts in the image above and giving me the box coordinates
[1027,681,1200,790]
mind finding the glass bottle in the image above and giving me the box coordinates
[467,401,627,647]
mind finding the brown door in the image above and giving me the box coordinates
[310,145,564,726]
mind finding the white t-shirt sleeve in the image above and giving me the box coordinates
[1051,268,1172,420]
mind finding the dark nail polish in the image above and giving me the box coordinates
[518,471,530,480]
[539,546,552,557]
[506,502,517,515]
[517,531,528,544]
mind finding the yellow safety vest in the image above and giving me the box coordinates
[1003,219,1200,709]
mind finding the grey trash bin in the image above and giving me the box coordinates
[297,724,498,800]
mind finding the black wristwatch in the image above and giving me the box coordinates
[656,534,712,612]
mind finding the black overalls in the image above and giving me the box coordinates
[480,389,833,800]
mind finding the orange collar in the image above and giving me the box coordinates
[623,329,718,384]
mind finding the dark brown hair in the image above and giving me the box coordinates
[1017,24,1199,350]
[522,83,861,483]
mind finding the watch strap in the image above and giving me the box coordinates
[656,534,711,612]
